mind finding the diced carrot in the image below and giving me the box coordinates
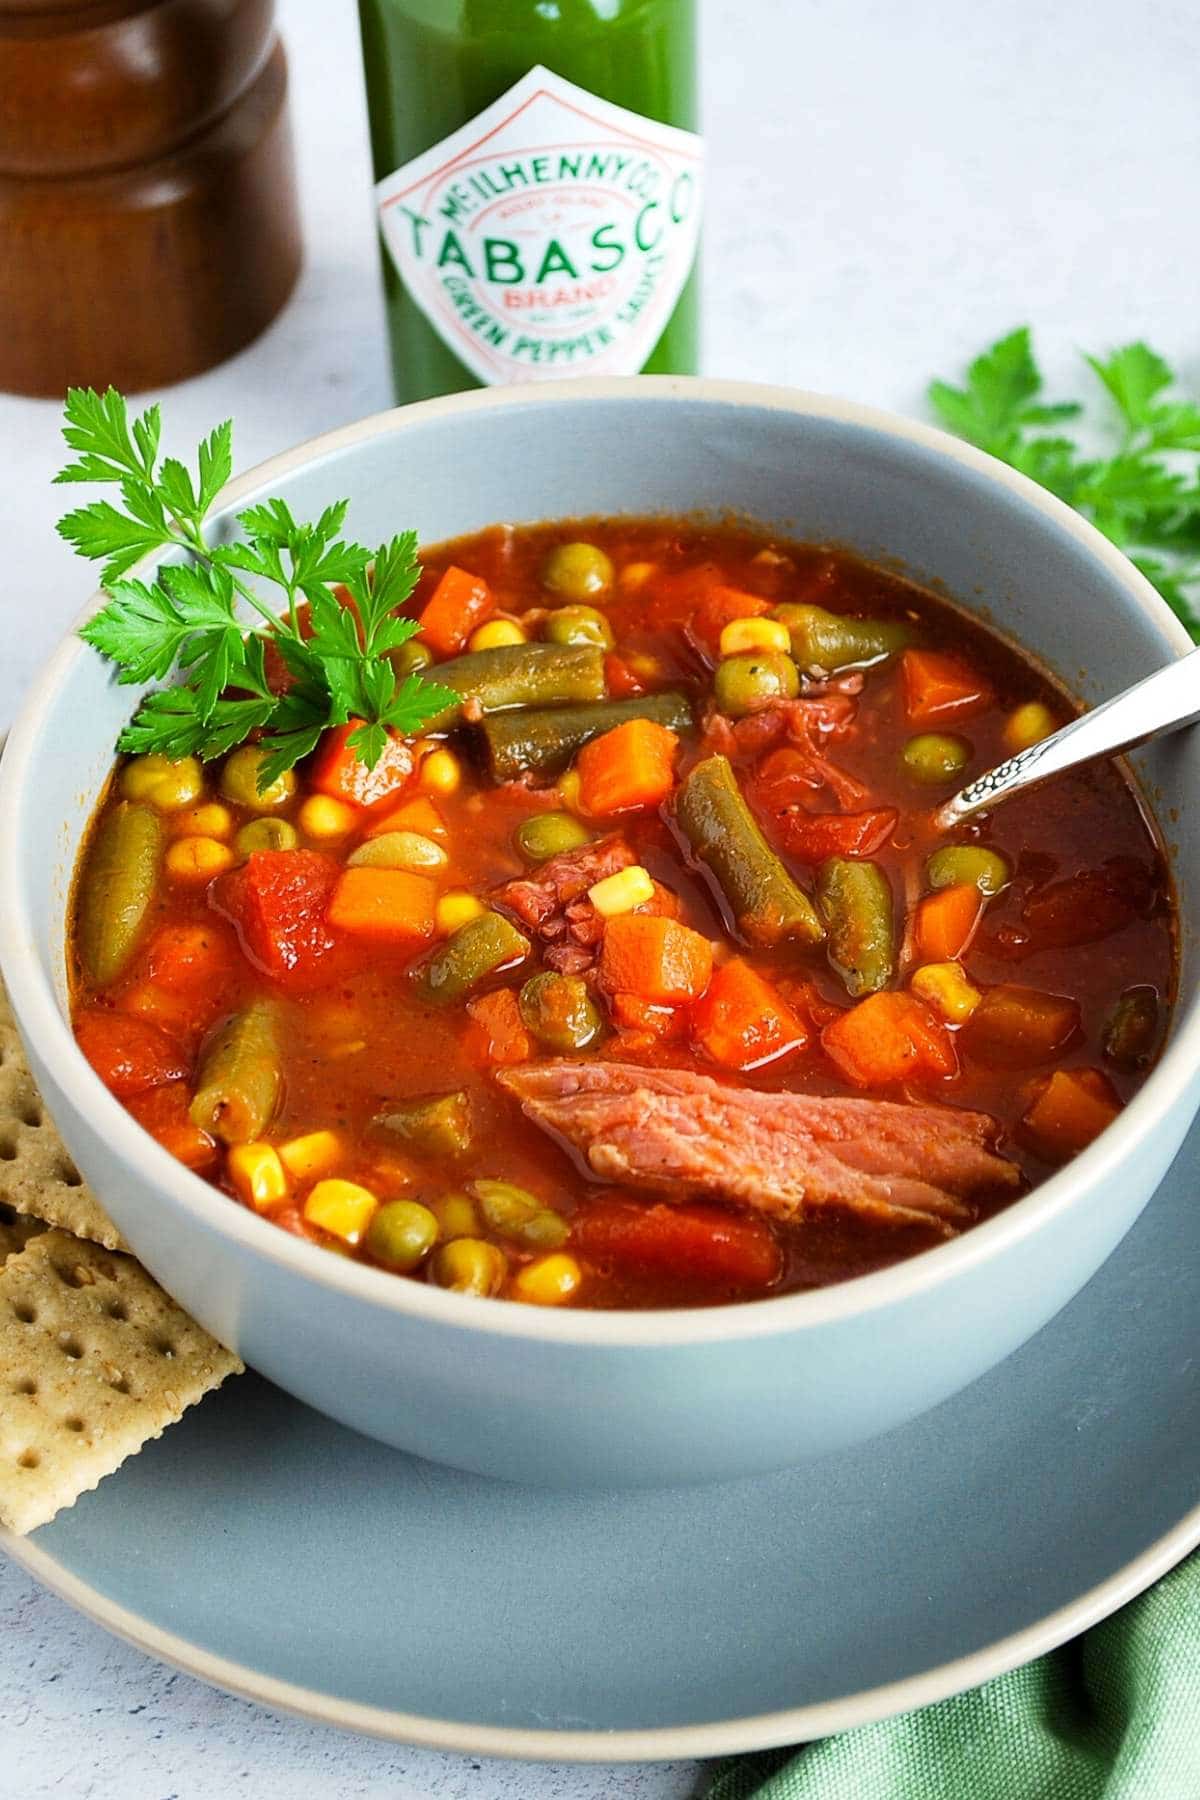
[915,883,984,961]
[126,1081,219,1174]
[774,806,898,863]
[604,652,649,698]
[900,649,991,728]
[75,1009,189,1098]
[573,1200,783,1290]
[211,849,340,984]
[465,987,533,1066]
[688,584,771,660]
[417,564,494,657]
[309,722,415,811]
[1021,1067,1121,1161]
[609,992,685,1039]
[692,959,809,1071]
[822,991,957,1086]
[962,985,1081,1068]
[576,717,679,816]
[599,914,713,1005]
[361,795,447,840]
[327,867,436,943]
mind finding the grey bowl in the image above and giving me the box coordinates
[2,377,1197,1489]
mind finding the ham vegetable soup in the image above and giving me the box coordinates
[69,522,1175,1309]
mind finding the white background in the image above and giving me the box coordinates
[2,0,1197,1794]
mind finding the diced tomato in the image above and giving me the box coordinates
[821,991,957,1086]
[309,722,415,811]
[465,988,532,1066]
[116,922,240,1036]
[1020,1067,1121,1161]
[961,985,1081,1068]
[691,959,809,1071]
[573,1200,783,1290]
[126,1081,219,1174]
[418,565,494,657]
[604,652,649,698]
[772,806,898,863]
[211,850,340,985]
[687,584,771,660]
[900,649,991,728]
[74,1009,189,1098]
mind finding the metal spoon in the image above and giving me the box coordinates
[935,648,1200,830]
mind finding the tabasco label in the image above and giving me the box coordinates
[375,65,702,384]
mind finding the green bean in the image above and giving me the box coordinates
[1102,987,1160,1070]
[432,1238,508,1296]
[541,541,614,601]
[519,973,603,1051]
[773,603,912,672]
[235,818,299,856]
[77,801,164,987]
[420,643,606,733]
[410,911,529,1006]
[926,845,1011,895]
[543,605,614,650]
[713,653,800,718]
[674,755,824,947]
[515,812,593,863]
[480,691,693,783]
[473,1180,570,1250]
[816,857,896,997]
[365,1200,439,1272]
[375,1091,473,1157]
[189,1001,281,1145]
[902,733,972,784]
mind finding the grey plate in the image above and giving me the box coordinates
[5,1123,1200,1762]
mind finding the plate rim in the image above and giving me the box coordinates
[5,1496,1199,1763]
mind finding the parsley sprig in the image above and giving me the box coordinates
[929,329,1200,636]
[57,388,453,786]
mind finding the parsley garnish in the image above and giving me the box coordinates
[56,388,454,787]
[929,329,1200,637]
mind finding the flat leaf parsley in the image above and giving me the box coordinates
[57,389,454,787]
[929,329,1200,636]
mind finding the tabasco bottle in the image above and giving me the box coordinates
[356,0,701,402]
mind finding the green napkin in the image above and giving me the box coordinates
[707,1549,1200,1800]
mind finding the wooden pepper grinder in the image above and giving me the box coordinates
[0,0,302,396]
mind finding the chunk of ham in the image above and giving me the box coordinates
[492,836,678,974]
[498,1060,1021,1235]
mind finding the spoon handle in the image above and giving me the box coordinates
[936,647,1200,830]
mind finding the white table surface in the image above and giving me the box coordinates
[3,0,1197,1793]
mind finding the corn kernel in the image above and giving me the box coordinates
[227,1142,289,1212]
[164,836,236,883]
[618,561,656,594]
[557,769,583,814]
[173,802,233,840]
[436,889,486,934]
[468,618,527,651]
[121,753,204,811]
[1003,701,1057,754]
[718,617,791,658]
[511,1252,583,1306]
[420,748,462,794]
[298,794,359,840]
[278,1130,343,1184]
[588,864,655,918]
[303,1178,378,1244]
[911,960,982,1023]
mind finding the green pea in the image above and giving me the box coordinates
[926,845,1011,895]
[541,541,614,602]
[433,1238,508,1296]
[713,652,800,718]
[473,1179,570,1250]
[365,1200,439,1272]
[519,972,604,1052]
[390,638,434,677]
[221,746,296,811]
[430,1190,481,1240]
[542,605,615,650]
[902,733,972,784]
[235,817,299,856]
[515,811,594,864]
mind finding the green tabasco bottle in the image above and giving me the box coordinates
[356,0,701,402]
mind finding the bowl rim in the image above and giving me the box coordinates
[1,372,1195,1351]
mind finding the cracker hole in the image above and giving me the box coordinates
[107,1300,128,1321]
[153,1337,177,1358]
[18,1101,42,1129]
[0,1135,16,1162]
[16,1450,39,1470]
[12,1302,36,1325]
[14,1377,36,1395]
[56,1158,83,1189]
[108,1375,130,1395]
[54,1261,93,1289]
[63,1416,85,1433]
[58,1335,84,1360]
